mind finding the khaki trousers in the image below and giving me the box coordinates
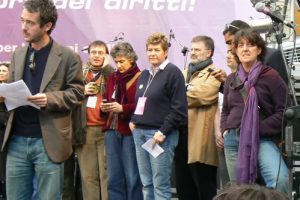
[76,126,108,200]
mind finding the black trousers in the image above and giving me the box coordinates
[174,126,217,200]
[174,126,198,200]
[189,162,217,200]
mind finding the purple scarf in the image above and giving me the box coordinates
[237,61,263,183]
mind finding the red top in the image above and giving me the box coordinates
[85,70,106,126]
[102,71,139,135]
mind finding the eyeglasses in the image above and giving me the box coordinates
[225,23,241,32]
[28,51,35,73]
[190,48,210,53]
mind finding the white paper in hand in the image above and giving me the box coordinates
[0,80,40,111]
[141,138,164,158]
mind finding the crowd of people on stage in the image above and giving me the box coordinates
[0,0,293,199]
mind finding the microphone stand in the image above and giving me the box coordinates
[273,21,298,200]
[273,22,297,105]
[169,32,189,69]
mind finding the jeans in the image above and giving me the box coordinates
[224,128,289,194]
[32,175,39,200]
[105,130,142,200]
[6,136,63,200]
[132,128,178,200]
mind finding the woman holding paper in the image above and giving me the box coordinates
[130,33,187,200]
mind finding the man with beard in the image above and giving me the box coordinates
[1,0,84,199]
[75,40,114,200]
[175,36,221,200]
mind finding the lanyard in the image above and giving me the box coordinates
[142,70,159,97]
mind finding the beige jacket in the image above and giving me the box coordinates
[183,64,221,167]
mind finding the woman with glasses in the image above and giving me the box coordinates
[220,28,289,194]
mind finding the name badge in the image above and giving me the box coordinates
[112,90,116,99]
[134,97,147,115]
[86,96,97,108]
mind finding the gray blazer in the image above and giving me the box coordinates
[2,41,84,163]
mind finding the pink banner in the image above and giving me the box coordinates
[0,0,259,70]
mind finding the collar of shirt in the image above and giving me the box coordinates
[147,59,170,76]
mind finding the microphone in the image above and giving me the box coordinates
[168,29,174,47]
[81,46,88,52]
[117,32,125,41]
[109,37,118,43]
[255,2,294,28]
[181,47,189,56]
[249,18,273,33]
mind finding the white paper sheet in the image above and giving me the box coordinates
[141,138,165,158]
[0,80,40,111]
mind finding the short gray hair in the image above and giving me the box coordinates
[110,42,138,63]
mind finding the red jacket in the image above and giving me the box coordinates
[102,71,140,135]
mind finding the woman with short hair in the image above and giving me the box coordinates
[130,33,187,199]
[221,28,289,194]
[101,42,142,200]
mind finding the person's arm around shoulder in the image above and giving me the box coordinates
[187,67,221,107]
[211,68,227,83]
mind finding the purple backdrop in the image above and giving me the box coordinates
[0,0,261,71]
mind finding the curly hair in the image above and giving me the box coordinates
[213,184,289,200]
[110,42,138,63]
[146,32,169,52]
[24,0,57,34]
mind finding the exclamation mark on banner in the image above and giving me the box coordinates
[188,0,196,11]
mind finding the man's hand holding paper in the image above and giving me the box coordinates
[28,93,47,108]
[0,80,40,110]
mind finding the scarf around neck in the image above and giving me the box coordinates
[237,61,263,183]
[115,64,140,103]
[186,58,213,83]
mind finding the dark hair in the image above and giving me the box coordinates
[146,33,169,52]
[110,42,138,63]
[24,0,57,34]
[87,40,109,54]
[0,63,10,69]
[213,184,289,200]
[223,20,251,36]
[191,35,215,57]
[232,28,266,62]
